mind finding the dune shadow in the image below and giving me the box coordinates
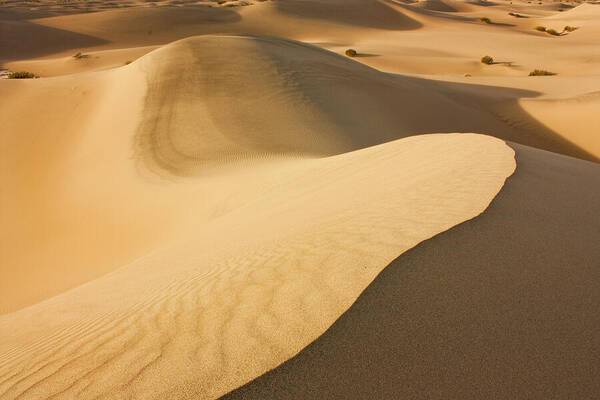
[222,144,600,399]
[391,74,598,162]
[388,0,474,21]
[0,19,109,63]
[467,0,500,6]
[275,0,422,30]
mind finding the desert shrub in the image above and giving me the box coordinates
[508,12,526,17]
[563,25,578,32]
[7,71,37,79]
[481,55,494,65]
[529,69,556,76]
[73,52,89,59]
[535,26,547,32]
[345,49,358,57]
[546,28,561,36]
[480,17,492,23]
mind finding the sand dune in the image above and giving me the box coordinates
[224,143,600,400]
[0,129,515,399]
[1,1,598,399]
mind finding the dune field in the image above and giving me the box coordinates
[0,0,599,399]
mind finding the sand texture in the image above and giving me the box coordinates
[1,1,599,399]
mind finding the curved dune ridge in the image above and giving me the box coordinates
[134,35,481,175]
[224,144,600,400]
[0,36,516,399]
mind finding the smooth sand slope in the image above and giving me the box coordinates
[224,144,600,399]
[0,36,516,399]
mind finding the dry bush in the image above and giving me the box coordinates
[345,49,358,57]
[481,55,494,65]
[546,28,561,36]
[7,71,37,79]
[529,69,557,76]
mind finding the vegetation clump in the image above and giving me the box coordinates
[345,49,358,57]
[546,28,561,36]
[481,55,494,65]
[529,69,557,76]
[563,25,578,32]
[480,17,492,24]
[508,12,527,17]
[7,71,37,79]
[535,26,547,32]
[73,52,89,59]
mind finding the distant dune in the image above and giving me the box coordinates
[0,1,598,399]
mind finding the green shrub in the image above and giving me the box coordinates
[529,69,557,76]
[7,71,37,79]
[481,55,494,65]
[345,49,358,57]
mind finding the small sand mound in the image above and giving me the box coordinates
[411,0,459,13]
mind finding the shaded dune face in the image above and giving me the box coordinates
[0,6,241,62]
[135,36,363,175]
[134,36,500,176]
[0,19,109,62]
[274,0,422,30]
[410,0,460,13]
[222,144,600,400]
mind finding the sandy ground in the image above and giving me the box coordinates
[0,1,599,399]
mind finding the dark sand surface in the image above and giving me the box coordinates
[223,143,600,399]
